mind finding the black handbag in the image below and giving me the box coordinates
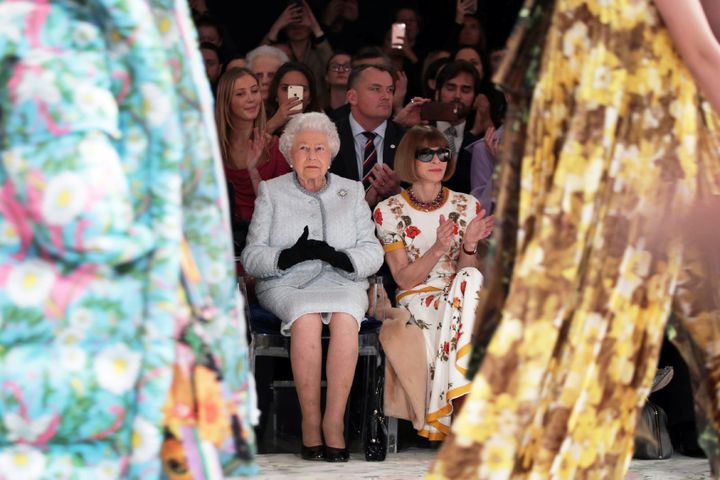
[365,365,388,461]
[633,366,675,460]
[633,401,673,459]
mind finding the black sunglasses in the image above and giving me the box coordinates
[415,147,451,163]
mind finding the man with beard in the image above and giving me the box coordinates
[433,60,481,193]
[331,64,404,207]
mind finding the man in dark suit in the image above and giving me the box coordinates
[433,60,481,194]
[331,64,405,207]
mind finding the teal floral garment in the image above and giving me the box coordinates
[0,0,257,478]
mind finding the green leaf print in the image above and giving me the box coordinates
[413,316,431,330]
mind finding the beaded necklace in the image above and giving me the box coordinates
[406,187,446,212]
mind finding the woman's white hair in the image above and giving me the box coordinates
[279,112,341,163]
[246,45,289,67]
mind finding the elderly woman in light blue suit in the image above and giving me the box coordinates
[242,112,384,462]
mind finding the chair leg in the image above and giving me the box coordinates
[358,352,374,454]
[386,416,398,454]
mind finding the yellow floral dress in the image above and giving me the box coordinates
[374,189,485,441]
[428,0,720,478]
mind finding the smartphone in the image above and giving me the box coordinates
[390,22,406,50]
[420,102,460,122]
[287,85,304,112]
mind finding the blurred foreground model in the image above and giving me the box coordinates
[0,1,256,478]
[429,0,720,478]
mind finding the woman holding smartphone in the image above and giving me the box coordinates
[262,1,333,99]
[373,126,494,441]
[266,62,321,135]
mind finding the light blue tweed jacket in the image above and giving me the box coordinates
[241,173,384,294]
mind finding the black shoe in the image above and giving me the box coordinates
[301,444,325,461]
[324,446,349,462]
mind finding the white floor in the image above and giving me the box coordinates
[244,449,712,479]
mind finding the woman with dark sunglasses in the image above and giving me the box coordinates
[372,125,494,441]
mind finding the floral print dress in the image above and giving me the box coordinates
[374,189,485,441]
[0,1,256,478]
[429,0,720,478]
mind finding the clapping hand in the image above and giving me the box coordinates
[393,70,408,112]
[368,164,401,199]
[432,214,455,255]
[247,127,269,170]
[484,125,500,158]
[464,209,494,245]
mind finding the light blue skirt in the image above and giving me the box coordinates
[257,275,368,336]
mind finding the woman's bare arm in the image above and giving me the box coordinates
[701,0,720,41]
[654,0,720,112]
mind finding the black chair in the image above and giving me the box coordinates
[239,276,388,456]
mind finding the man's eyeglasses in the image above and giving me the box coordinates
[329,63,352,73]
[415,147,451,162]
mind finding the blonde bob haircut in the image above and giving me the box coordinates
[215,67,267,164]
[394,125,456,183]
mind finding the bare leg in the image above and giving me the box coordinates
[323,312,359,448]
[290,313,323,446]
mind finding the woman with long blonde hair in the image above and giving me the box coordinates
[215,67,290,258]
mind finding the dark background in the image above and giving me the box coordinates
[205,0,524,56]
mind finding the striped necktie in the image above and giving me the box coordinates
[361,131,377,190]
[444,126,457,159]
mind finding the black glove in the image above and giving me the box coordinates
[278,226,316,270]
[310,242,354,273]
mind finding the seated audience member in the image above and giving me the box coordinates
[468,124,503,214]
[381,28,416,105]
[323,51,352,113]
[321,0,365,53]
[489,46,508,76]
[421,49,451,84]
[196,13,223,47]
[221,52,247,75]
[444,0,487,52]
[350,46,393,70]
[422,56,451,99]
[200,41,222,91]
[326,47,394,121]
[242,112,384,462]
[247,45,290,101]
[452,45,500,138]
[262,2,333,96]
[457,13,486,50]
[373,125,494,441]
[391,6,427,65]
[330,64,404,207]
[194,12,238,59]
[453,44,489,81]
[216,68,290,256]
[433,60,481,194]
[343,47,408,117]
[266,62,321,135]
